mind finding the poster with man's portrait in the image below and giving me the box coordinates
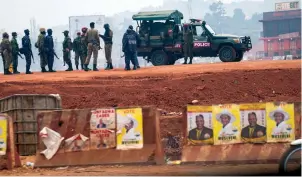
[266,102,295,143]
[212,104,241,145]
[240,103,266,143]
[116,108,143,150]
[90,108,116,150]
[187,105,213,145]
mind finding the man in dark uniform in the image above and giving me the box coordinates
[188,114,213,141]
[44,29,56,72]
[122,25,140,70]
[73,32,82,70]
[21,29,33,74]
[62,30,73,71]
[80,27,88,70]
[100,24,113,70]
[10,32,21,74]
[183,24,193,64]
[241,112,266,139]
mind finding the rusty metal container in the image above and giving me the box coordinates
[0,94,62,156]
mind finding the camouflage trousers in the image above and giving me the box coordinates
[63,51,72,64]
[85,43,98,65]
[183,42,193,59]
[105,44,112,63]
[3,50,12,69]
[12,54,18,69]
[74,52,85,66]
[39,52,48,67]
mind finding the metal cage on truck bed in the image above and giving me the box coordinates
[0,94,62,156]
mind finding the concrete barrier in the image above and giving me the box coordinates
[34,107,165,168]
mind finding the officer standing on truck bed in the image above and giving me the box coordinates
[183,24,193,64]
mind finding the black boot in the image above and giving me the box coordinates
[110,63,114,69]
[41,67,47,72]
[66,62,73,71]
[84,64,89,71]
[81,64,84,70]
[26,65,33,74]
[133,65,137,70]
[13,67,20,74]
[49,66,56,72]
[105,63,110,70]
[76,65,79,70]
[93,64,99,71]
[188,57,193,64]
[4,69,12,75]
[183,58,188,64]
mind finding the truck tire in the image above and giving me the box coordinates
[235,51,244,62]
[219,46,237,62]
[151,50,169,66]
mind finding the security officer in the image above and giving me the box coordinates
[80,27,88,70]
[100,23,113,70]
[22,29,33,74]
[0,32,13,75]
[11,32,21,74]
[44,29,56,72]
[122,25,140,70]
[36,28,48,72]
[73,32,82,70]
[62,30,73,71]
[183,24,193,64]
[84,22,100,71]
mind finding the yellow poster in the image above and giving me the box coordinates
[240,103,267,143]
[266,102,295,143]
[0,115,7,155]
[213,104,241,145]
[116,108,143,150]
[187,105,214,145]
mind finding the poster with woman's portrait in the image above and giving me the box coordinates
[266,102,295,143]
[212,104,241,145]
[187,105,213,145]
[240,103,266,143]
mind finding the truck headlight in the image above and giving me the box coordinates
[233,38,240,43]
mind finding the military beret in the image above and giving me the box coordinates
[90,22,95,26]
[129,25,133,30]
[40,28,45,32]
[12,32,17,36]
[63,30,69,34]
[104,24,109,28]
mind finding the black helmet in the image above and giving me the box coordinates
[2,32,9,38]
[24,29,30,33]
[104,23,109,28]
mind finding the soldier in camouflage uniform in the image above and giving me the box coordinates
[183,24,193,64]
[36,28,48,72]
[0,32,13,75]
[73,32,82,70]
[84,22,100,71]
[62,30,73,71]
[10,32,21,74]
[80,27,88,71]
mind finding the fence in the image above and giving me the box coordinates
[0,94,62,156]
[0,114,21,170]
[34,107,164,168]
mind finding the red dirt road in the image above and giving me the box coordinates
[0,60,300,112]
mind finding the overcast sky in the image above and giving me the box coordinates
[1,0,264,32]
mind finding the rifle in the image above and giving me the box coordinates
[30,50,35,64]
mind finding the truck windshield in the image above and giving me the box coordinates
[205,24,216,35]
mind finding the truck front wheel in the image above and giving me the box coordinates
[151,50,169,66]
[235,51,244,62]
[219,46,237,62]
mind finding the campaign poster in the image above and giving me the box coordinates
[212,104,241,145]
[240,103,266,143]
[266,102,295,143]
[187,105,214,145]
[116,108,143,150]
[90,129,116,149]
[90,108,116,149]
[65,134,90,152]
[0,115,7,155]
[90,109,116,129]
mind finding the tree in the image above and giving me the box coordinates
[233,8,246,22]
